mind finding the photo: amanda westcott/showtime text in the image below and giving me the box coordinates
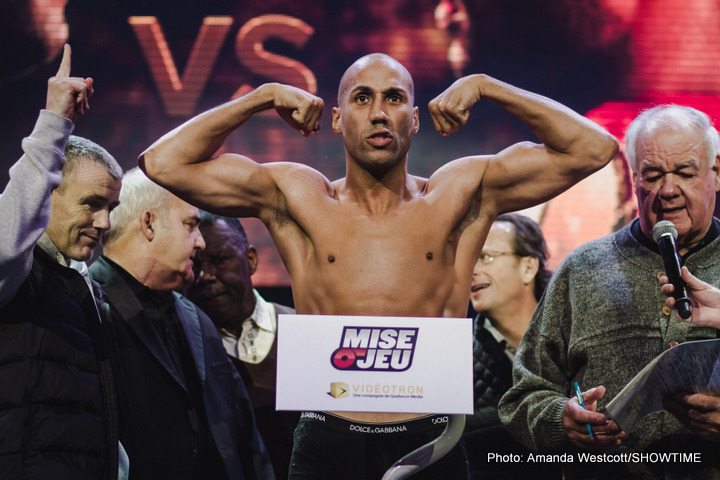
[488,452,705,465]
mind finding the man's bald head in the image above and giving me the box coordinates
[337,53,415,105]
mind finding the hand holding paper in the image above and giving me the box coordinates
[663,391,720,442]
[606,339,720,433]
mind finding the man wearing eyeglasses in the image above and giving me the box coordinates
[469,213,552,355]
[463,213,557,479]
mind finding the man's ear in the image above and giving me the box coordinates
[412,106,419,134]
[246,245,258,276]
[332,107,342,134]
[142,211,156,240]
[521,256,540,285]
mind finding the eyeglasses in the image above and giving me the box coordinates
[478,250,517,264]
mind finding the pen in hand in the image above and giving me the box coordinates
[574,381,594,439]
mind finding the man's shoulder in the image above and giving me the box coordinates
[0,246,61,311]
[555,227,632,272]
[172,293,231,358]
[425,155,489,191]
[88,256,118,285]
[173,291,203,315]
[269,162,335,196]
[173,292,218,329]
[570,229,622,253]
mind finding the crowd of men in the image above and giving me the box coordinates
[1,43,717,480]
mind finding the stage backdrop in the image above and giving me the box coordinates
[3,0,720,286]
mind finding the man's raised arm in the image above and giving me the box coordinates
[139,83,323,217]
[0,44,92,306]
[429,74,619,215]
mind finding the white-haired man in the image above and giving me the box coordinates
[500,105,720,478]
[89,168,274,480]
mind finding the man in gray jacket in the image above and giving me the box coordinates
[0,45,126,479]
[499,105,720,478]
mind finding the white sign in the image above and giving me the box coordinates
[276,315,473,414]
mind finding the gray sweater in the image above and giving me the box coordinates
[499,220,720,479]
[0,110,72,306]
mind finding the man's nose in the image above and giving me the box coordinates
[658,174,680,197]
[370,103,389,123]
[194,231,206,250]
[94,208,111,231]
[196,261,216,282]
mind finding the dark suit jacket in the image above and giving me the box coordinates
[229,301,298,480]
[89,256,274,480]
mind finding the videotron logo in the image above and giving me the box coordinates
[328,382,349,398]
[330,327,418,372]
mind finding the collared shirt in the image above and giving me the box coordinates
[221,289,276,365]
[483,317,516,362]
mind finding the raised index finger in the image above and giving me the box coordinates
[56,44,71,78]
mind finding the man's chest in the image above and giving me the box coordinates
[309,204,456,267]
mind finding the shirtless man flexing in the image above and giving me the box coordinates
[139,53,618,479]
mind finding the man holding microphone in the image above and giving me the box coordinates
[500,105,720,478]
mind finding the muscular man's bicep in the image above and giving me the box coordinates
[482,141,593,215]
[142,151,284,218]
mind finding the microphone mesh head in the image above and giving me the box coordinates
[652,220,678,242]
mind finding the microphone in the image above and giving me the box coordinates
[652,220,692,319]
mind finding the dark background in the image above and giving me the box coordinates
[3,0,719,289]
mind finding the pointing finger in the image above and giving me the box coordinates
[56,44,72,78]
